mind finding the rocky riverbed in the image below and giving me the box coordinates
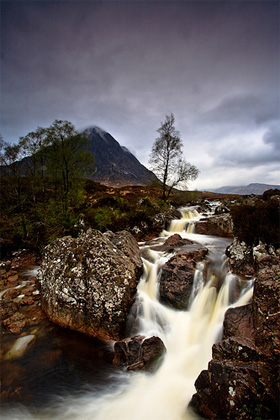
[1,199,279,419]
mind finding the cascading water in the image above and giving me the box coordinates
[168,207,200,234]
[2,206,254,420]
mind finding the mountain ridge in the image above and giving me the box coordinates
[206,183,280,195]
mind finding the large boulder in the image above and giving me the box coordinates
[38,229,143,341]
[159,248,208,310]
[190,258,280,420]
[196,214,233,237]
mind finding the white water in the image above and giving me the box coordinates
[3,206,254,420]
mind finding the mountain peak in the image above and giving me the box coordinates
[84,126,156,187]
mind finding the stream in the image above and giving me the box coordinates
[1,205,254,420]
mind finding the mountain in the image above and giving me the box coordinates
[84,126,157,187]
[208,183,280,195]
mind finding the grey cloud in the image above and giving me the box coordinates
[214,136,280,168]
[201,94,279,128]
[263,123,280,151]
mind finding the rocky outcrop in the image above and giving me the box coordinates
[196,214,233,237]
[226,238,255,276]
[226,238,279,276]
[159,248,208,310]
[190,257,280,420]
[38,229,143,341]
[113,335,165,371]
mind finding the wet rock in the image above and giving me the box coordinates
[7,274,19,283]
[4,335,36,360]
[163,234,194,248]
[222,304,254,341]
[214,204,230,215]
[252,264,280,355]
[1,297,19,320]
[131,207,181,240]
[148,207,182,234]
[0,260,12,271]
[2,312,27,334]
[113,335,165,371]
[196,213,233,237]
[190,257,280,420]
[2,288,21,300]
[159,248,208,310]
[38,229,143,341]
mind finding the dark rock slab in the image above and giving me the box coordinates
[113,335,165,371]
[222,304,254,341]
[159,248,208,310]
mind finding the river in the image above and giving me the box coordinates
[1,205,254,420]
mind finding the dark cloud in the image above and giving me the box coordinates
[1,0,279,189]
[201,94,279,128]
[263,123,280,151]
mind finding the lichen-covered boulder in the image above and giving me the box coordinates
[38,229,143,341]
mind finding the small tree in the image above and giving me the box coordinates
[149,113,199,201]
[19,127,50,205]
[0,140,28,238]
[45,120,95,217]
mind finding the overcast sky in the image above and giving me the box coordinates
[1,0,279,190]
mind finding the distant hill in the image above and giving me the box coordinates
[207,183,280,195]
[84,126,157,187]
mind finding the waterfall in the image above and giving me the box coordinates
[168,207,200,234]
[2,206,254,420]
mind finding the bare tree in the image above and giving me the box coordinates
[149,113,199,201]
